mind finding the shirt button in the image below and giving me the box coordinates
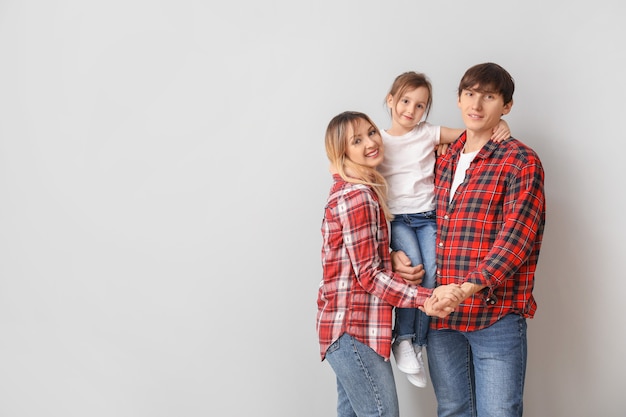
[438,242,443,247]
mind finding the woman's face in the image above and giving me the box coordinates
[344,119,384,169]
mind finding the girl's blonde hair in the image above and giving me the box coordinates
[325,111,393,221]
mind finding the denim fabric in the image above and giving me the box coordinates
[389,211,437,346]
[325,333,400,417]
[427,313,527,417]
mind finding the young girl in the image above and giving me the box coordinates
[377,72,511,388]
[317,111,464,417]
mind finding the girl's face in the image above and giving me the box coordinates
[387,86,430,134]
[345,119,384,169]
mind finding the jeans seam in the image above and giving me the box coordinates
[351,337,385,417]
[466,342,476,417]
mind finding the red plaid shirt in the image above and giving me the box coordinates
[433,133,546,332]
[317,175,431,361]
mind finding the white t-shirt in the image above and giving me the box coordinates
[450,150,478,202]
[377,122,441,214]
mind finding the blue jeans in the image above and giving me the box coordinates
[427,313,528,417]
[325,333,400,417]
[390,211,436,347]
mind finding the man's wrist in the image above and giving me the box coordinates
[460,282,485,298]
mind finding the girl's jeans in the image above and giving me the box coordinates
[390,211,436,347]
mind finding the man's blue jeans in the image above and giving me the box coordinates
[325,333,400,417]
[427,313,528,417]
[390,211,437,347]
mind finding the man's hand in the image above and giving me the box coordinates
[420,296,452,318]
[391,250,424,285]
[419,284,464,318]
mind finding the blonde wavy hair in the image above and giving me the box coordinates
[324,111,393,221]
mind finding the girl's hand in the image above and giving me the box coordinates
[434,143,449,156]
[491,119,511,142]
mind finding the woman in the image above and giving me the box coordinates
[317,111,462,417]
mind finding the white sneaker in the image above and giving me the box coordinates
[406,347,427,388]
[392,340,420,374]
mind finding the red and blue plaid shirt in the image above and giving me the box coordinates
[433,133,546,332]
[317,175,430,361]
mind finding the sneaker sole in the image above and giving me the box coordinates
[396,364,421,374]
[406,373,427,388]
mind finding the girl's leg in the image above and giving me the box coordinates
[390,217,422,341]
[412,212,437,347]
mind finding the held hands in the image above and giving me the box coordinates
[418,284,465,318]
[392,250,472,318]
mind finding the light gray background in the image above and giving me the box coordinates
[0,1,623,416]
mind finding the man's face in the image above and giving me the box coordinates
[457,84,512,135]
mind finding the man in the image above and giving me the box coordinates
[393,62,546,417]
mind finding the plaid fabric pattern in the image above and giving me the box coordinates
[433,133,546,332]
[317,175,429,361]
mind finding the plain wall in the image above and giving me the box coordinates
[0,1,624,416]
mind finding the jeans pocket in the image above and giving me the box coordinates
[326,335,342,355]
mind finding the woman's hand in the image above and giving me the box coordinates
[391,250,424,285]
[419,284,465,318]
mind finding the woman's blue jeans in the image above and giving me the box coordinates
[325,333,400,417]
[389,211,437,347]
[427,313,528,417]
